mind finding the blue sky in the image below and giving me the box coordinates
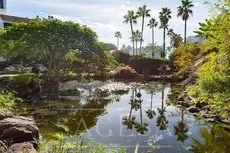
[7,0,213,48]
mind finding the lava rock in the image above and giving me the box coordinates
[8,142,37,153]
[0,116,39,144]
[203,105,211,111]
[187,106,200,113]
[178,101,191,108]
[195,102,208,108]
[0,109,14,121]
[177,96,184,101]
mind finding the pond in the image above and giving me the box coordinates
[15,81,230,152]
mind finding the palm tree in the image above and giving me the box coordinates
[114,31,122,49]
[159,7,172,58]
[177,0,194,44]
[130,30,142,55]
[137,5,151,54]
[167,28,183,48]
[148,18,158,50]
[123,10,138,55]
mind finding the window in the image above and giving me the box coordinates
[0,0,3,9]
[4,22,12,28]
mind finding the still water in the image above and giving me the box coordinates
[16,81,230,153]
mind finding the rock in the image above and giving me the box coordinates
[0,141,7,153]
[203,105,211,111]
[8,142,37,153]
[187,106,200,113]
[202,113,210,119]
[195,102,208,108]
[206,118,215,123]
[221,119,230,125]
[0,109,14,121]
[177,96,184,101]
[177,101,191,108]
[0,117,39,144]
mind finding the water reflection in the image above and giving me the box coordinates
[156,86,169,131]
[173,107,189,143]
[14,81,230,152]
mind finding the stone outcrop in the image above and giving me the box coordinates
[0,109,39,153]
[8,142,37,153]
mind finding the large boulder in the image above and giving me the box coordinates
[0,109,14,121]
[0,116,39,144]
[8,142,37,153]
[187,106,200,113]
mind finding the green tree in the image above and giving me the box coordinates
[159,7,172,58]
[137,5,151,54]
[130,30,142,55]
[147,18,158,52]
[115,31,122,49]
[177,0,194,44]
[0,18,100,72]
[123,10,138,55]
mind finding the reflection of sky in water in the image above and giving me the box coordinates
[84,84,206,153]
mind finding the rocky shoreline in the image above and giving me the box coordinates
[175,92,230,125]
[0,109,39,153]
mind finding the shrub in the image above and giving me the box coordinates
[112,52,170,75]
[113,65,139,79]
[0,90,21,110]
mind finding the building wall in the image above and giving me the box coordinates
[0,0,6,14]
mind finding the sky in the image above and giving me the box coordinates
[6,0,214,48]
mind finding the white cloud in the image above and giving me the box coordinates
[8,0,210,47]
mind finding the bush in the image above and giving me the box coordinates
[112,52,170,75]
[171,43,203,76]
[7,74,41,98]
[113,65,139,79]
[0,90,21,110]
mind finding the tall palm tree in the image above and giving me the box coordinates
[114,31,122,50]
[123,10,138,55]
[159,7,172,58]
[147,18,158,52]
[137,5,151,54]
[130,30,142,55]
[177,0,194,44]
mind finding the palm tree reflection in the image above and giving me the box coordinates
[122,88,137,130]
[135,88,148,134]
[146,89,156,119]
[156,86,168,131]
[173,107,188,143]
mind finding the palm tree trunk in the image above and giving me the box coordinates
[135,40,138,56]
[184,20,187,44]
[163,27,166,58]
[117,38,119,50]
[152,28,154,58]
[150,92,153,110]
[130,22,135,55]
[161,88,164,111]
[140,16,145,55]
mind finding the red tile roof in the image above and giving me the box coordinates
[0,14,31,23]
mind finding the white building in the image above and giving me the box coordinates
[187,36,204,44]
[0,0,6,15]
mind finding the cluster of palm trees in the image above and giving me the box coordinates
[115,0,194,58]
